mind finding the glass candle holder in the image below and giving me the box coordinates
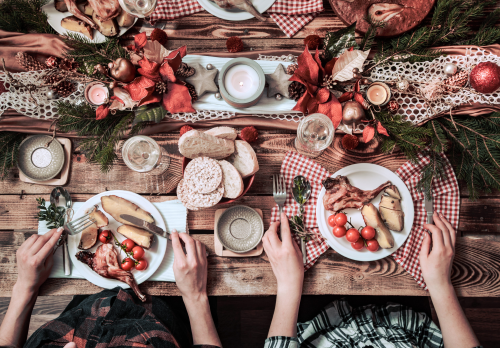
[294,113,335,158]
[122,135,170,175]
[118,0,157,18]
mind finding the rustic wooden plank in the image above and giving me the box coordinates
[1,232,499,297]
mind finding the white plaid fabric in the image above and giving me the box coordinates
[150,0,204,22]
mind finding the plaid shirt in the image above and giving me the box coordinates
[25,287,220,348]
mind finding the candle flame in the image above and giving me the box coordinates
[239,82,244,87]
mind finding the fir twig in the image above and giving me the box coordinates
[0,132,26,180]
[360,15,386,51]
[0,0,55,34]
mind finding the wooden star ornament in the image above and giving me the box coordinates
[265,63,292,98]
[185,63,219,97]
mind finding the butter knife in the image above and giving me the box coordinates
[424,196,433,224]
[120,214,169,238]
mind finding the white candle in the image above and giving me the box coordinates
[224,64,260,100]
[87,83,109,105]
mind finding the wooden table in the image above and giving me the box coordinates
[1,1,500,298]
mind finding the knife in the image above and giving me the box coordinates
[424,196,433,224]
[120,214,169,238]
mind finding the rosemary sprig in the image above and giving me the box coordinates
[36,197,66,229]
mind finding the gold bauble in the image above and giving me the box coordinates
[342,100,365,126]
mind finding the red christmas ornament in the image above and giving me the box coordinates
[341,134,359,150]
[226,36,244,53]
[240,126,258,143]
[45,56,59,68]
[180,125,194,136]
[304,35,321,50]
[470,62,500,94]
[150,28,168,46]
[388,100,400,112]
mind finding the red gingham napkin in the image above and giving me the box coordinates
[271,151,460,286]
[150,0,203,22]
[268,0,323,38]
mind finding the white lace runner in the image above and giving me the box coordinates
[369,47,500,124]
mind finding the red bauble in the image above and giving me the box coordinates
[180,125,194,136]
[226,36,244,53]
[470,62,500,94]
[150,28,168,46]
[240,126,258,143]
[304,35,321,50]
[341,134,359,150]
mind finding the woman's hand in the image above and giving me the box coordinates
[419,211,456,293]
[16,227,63,294]
[263,213,304,296]
[171,231,208,303]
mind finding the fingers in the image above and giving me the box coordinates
[20,234,39,252]
[195,239,206,262]
[178,233,196,260]
[279,213,293,246]
[424,223,445,250]
[439,212,456,247]
[264,221,281,249]
[35,228,64,262]
[419,231,431,264]
[44,250,54,271]
[171,231,187,263]
[433,212,452,247]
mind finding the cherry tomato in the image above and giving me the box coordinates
[132,246,145,260]
[332,225,347,238]
[121,239,135,252]
[334,213,347,226]
[361,226,376,240]
[136,259,148,271]
[327,215,337,227]
[366,239,379,252]
[99,230,112,244]
[351,238,364,250]
[346,228,360,243]
[121,258,134,271]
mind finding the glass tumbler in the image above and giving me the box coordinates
[122,135,170,175]
[294,113,335,158]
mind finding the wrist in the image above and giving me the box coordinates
[428,282,456,302]
[182,292,209,311]
[12,282,38,301]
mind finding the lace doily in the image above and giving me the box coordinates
[257,54,297,63]
[369,47,500,124]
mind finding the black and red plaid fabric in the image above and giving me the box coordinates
[25,288,221,348]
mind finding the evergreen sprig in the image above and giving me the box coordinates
[0,132,26,180]
[0,0,55,34]
[359,15,386,51]
[37,197,66,229]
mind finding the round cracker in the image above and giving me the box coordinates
[184,157,223,194]
[182,179,224,208]
[177,179,200,211]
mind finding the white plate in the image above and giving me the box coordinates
[196,0,276,21]
[316,163,414,262]
[69,190,167,289]
[42,1,137,44]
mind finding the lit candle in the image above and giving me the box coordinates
[86,83,109,105]
[224,65,260,100]
[366,83,390,105]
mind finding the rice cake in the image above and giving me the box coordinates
[178,178,224,208]
[184,157,222,194]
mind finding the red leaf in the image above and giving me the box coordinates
[307,95,318,114]
[316,87,330,104]
[353,80,360,92]
[294,46,320,86]
[377,122,389,137]
[96,105,109,120]
[159,60,177,83]
[289,73,318,99]
[338,91,353,103]
[317,94,343,128]
[162,82,195,113]
[353,92,368,110]
[110,95,124,104]
[124,76,156,101]
[137,56,160,81]
[165,52,183,76]
[348,47,354,52]
[292,90,311,114]
[363,125,375,143]
[324,57,338,76]
[314,48,324,81]
[126,44,140,53]
[134,32,147,49]
[166,45,187,59]
[139,93,162,106]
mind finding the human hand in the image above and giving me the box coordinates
[263,213,304,296]
[420,211,456,294]
[171,231,208,303]
[15,227,63,295]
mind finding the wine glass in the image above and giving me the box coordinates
[122,135,170,175]
[118,0,157,18]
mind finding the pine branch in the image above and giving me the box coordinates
[0,132,26,180]
[0,0,55,34]
[360,15,386,51]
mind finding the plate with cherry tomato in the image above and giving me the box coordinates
[316,163,414,261]
[68,190,167,289]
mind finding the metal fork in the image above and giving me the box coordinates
[273,174,287,234]
[63,206,97,235]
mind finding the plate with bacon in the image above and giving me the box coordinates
[68,190,167,300]
[316,163,414,261]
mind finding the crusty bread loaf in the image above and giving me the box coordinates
[227,140,259,178]
[205,127,238,140]
[179,129,235,159]
[219,160,244,199]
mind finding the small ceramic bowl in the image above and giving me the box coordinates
[17,135,65,181]
[217,205,264,253]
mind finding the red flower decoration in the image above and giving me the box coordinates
[150,28,168,46]
[362,121,389,143]
[162,82,195,114]
[137,56,160,81]
[226,36,244,53]
[180,125,194,136]
[135,32,147,49]
[304,35,321,50]
[240,126,258,143]
[96,105,110,120]
[124,76,156,102]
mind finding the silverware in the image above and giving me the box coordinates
[50,187,73,276]
[64,209,96,235]
[424,196,433,224]
[272,174,287,236]
[120,214,169,238]
[292,176,312,264]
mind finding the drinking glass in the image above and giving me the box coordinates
[294,113,335,158]
[122,135,170,175]
[118,0,157,18]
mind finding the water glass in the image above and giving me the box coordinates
[122,135,170,175]
[294,113,335,158]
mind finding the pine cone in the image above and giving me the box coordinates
[286,63,298,75]
[444,69,469,93]
[288,81,306,101]
[155,80,168,94]
[176,62,195,78]
[16,52,48,71]
[185,82,198,102]
[44,74,75,98]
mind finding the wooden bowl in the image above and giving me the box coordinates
[181,157,255,205]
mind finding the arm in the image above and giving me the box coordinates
[0,228,63,347]
[171,231,222,347]
[420,212,480,348]
[263,213,304,338]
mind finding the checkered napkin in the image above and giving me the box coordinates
[149,0,204,22]
[268,0,324,38]
[393,153,460,290]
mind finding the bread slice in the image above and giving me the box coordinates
[179,129,235,159]
[204,126,238,140]
[219,160,244,199]
[227,140,259,178]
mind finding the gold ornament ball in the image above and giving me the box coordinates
[342,100,365,126]
[352,68,359,74]
[108,58,135,83]
[360,78,371,85]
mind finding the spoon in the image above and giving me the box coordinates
[292,176,312,264]
[50,187,73,276]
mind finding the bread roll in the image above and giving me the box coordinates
[205,127,238,140]
[219,160,244,199]
[179,129,235,159]
[227,140,259,178]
